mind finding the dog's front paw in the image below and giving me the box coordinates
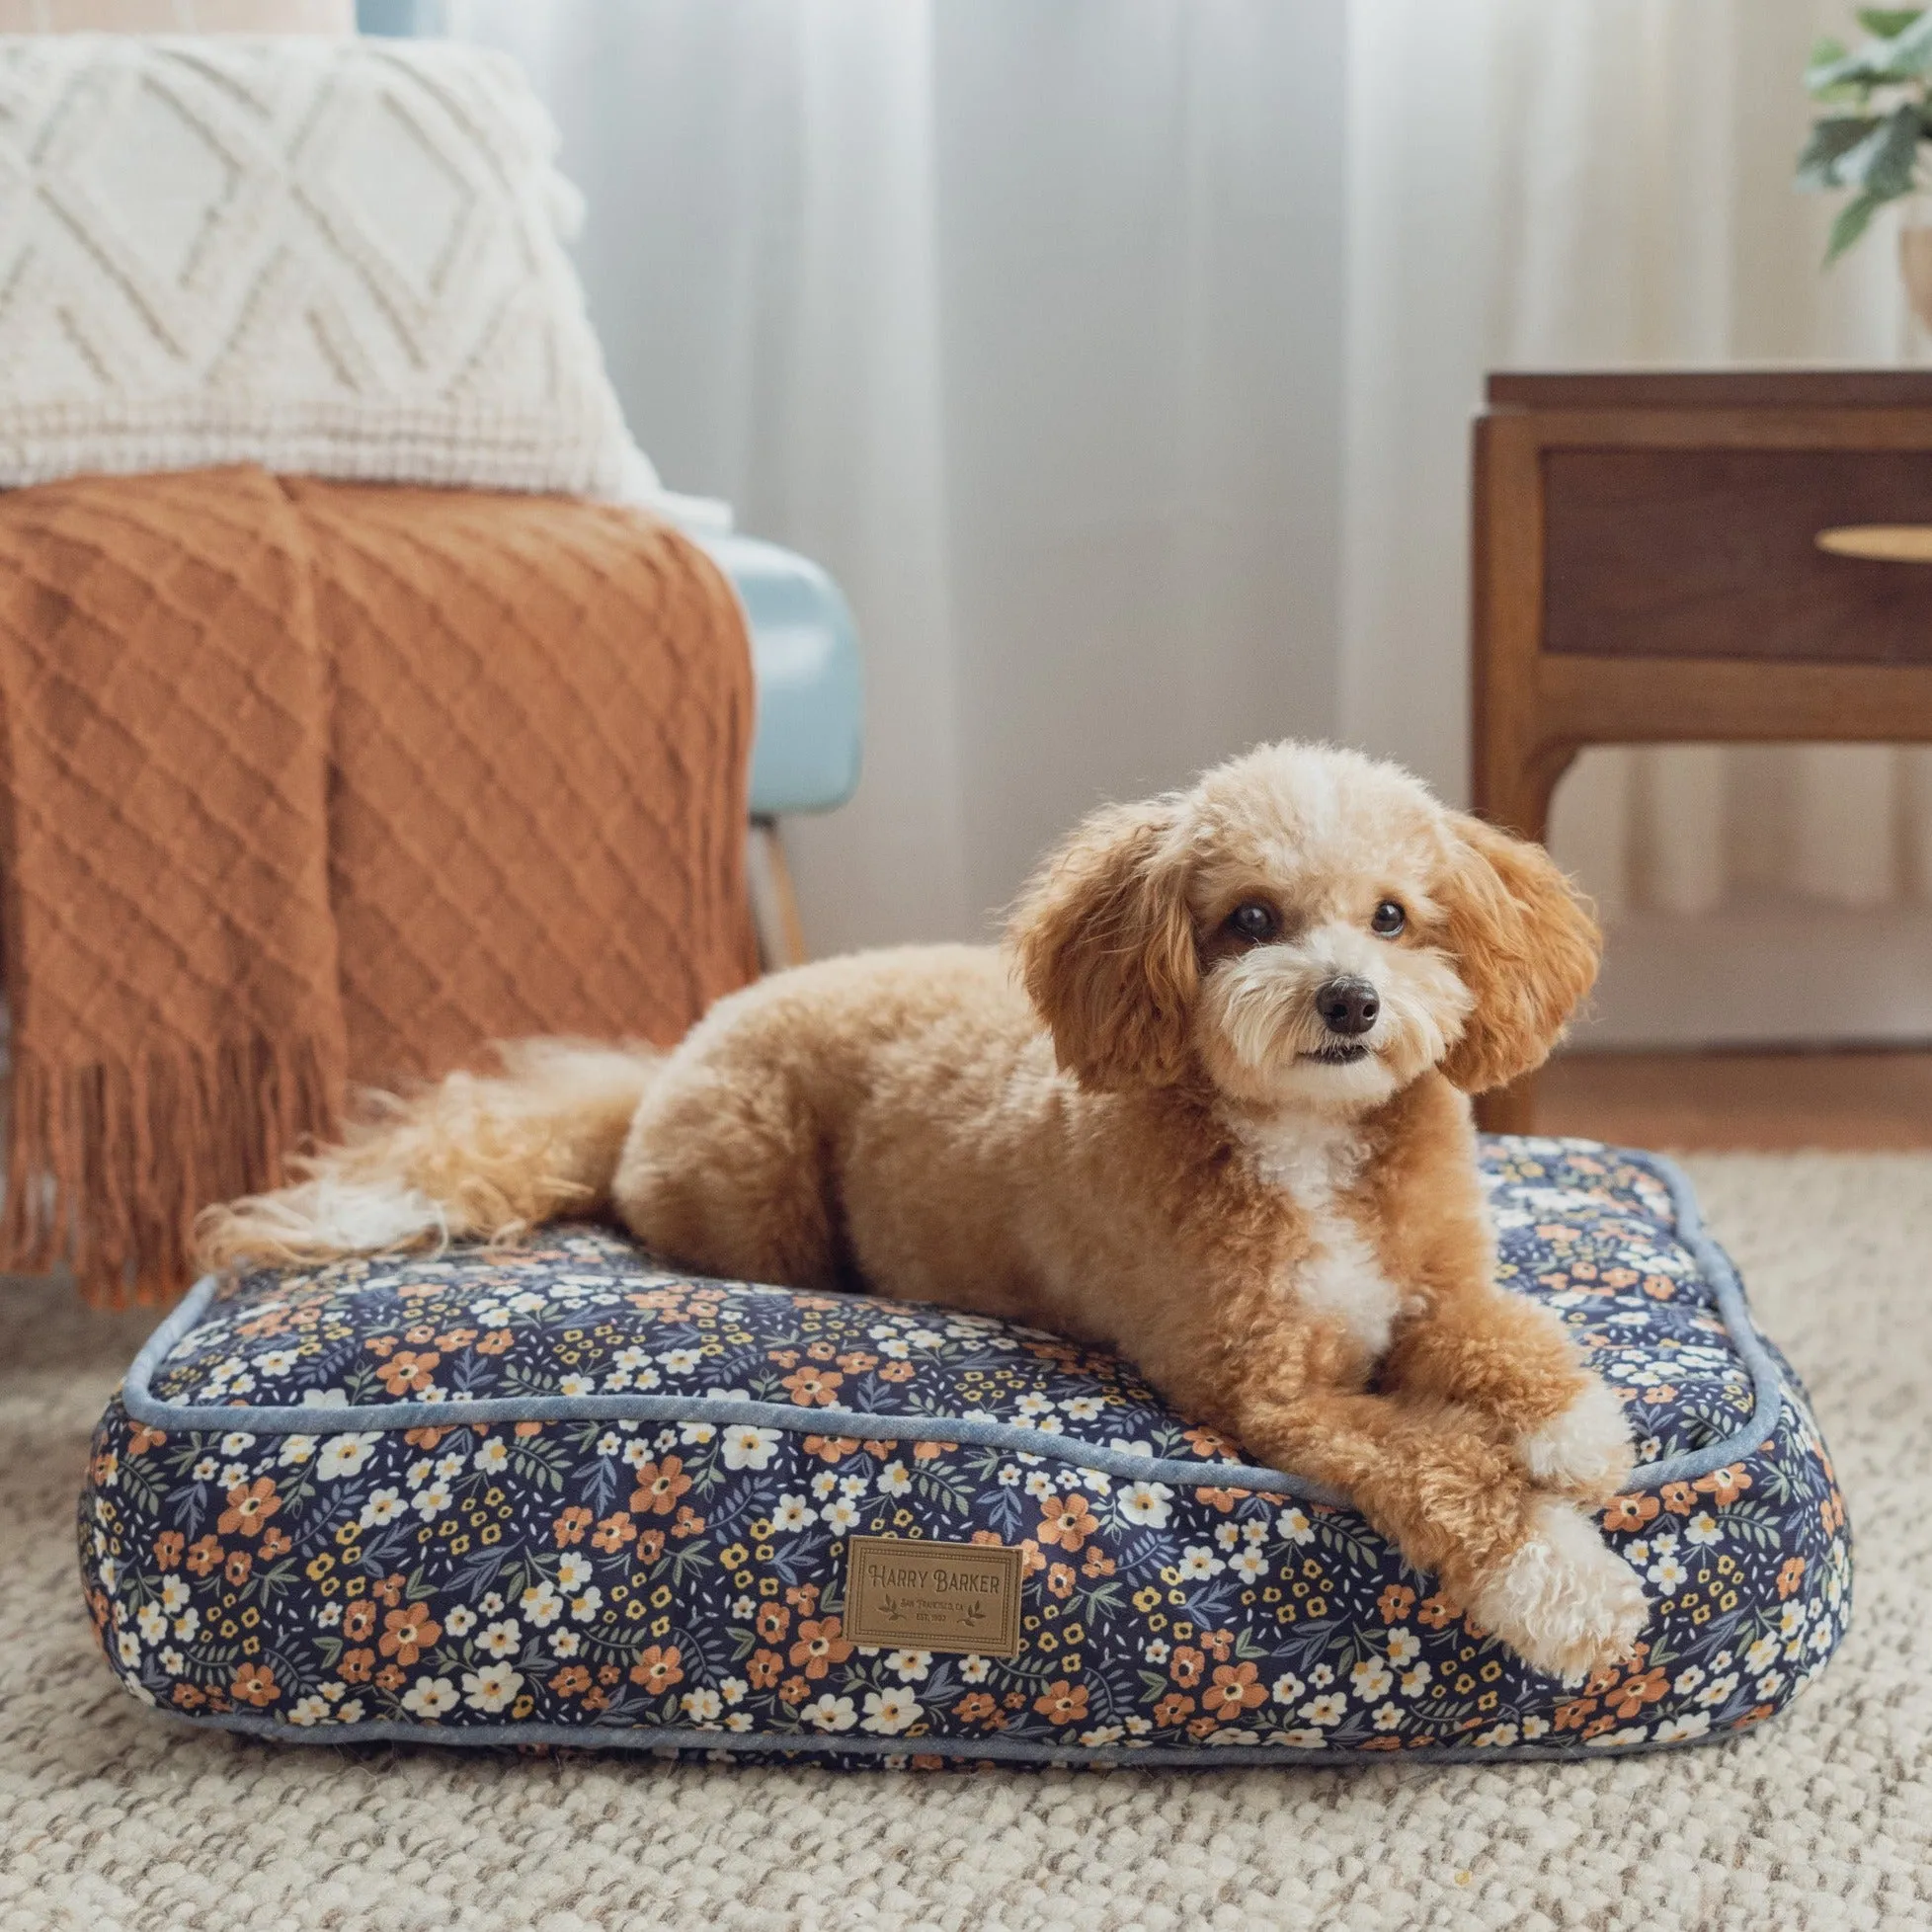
[1515,1378,1636,1503]
[1466,1498,1649,1685]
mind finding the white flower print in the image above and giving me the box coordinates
[401,1679,460,1719]
[358,1488,405,1529]
[1350,1658,1393,1701]
[1275,1507,1314,1544]
[317,1434,380,1481]
[803,1695,858,1733]
[860,1688,924,1736]
[721,1426,781,1472]
[1176,1546,1226,1581]
[520,1581,563,1628]
[682,1688,724,1724]
[443,1605,476,1638]
[461,1663,523,1713]
[1119,1482,1174,1529]
[771,1494,819,1533]
[478,1619,522,1659]
[885,1650,931,1682]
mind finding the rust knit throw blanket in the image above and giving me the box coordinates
[0,467,759,1304]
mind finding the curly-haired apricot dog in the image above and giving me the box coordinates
[201,741,1646,1680]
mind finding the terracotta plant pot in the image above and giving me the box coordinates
[1900,212,1932,333]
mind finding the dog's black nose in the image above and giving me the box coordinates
[1316,976,1380,1037]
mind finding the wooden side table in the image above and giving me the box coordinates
[1471,369,1932,1132]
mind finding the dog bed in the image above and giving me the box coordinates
[79,1139,1850,1767]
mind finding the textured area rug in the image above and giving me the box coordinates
[3,1155,1928,1932]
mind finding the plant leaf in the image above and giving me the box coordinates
[1857,8,1925,38]
[1797,114,1883,188]
[1810,10,1932,89]
[1826,189,1887,262]
[1843,101,1924,198]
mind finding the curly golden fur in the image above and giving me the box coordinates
[200,741,1646,1680]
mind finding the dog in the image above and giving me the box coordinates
[200,740,1646,1681]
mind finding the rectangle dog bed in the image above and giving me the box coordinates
[78,1138,1850,1767]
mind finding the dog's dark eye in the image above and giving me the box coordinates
[1371,900,1406,938]
[1227,901,1277,942]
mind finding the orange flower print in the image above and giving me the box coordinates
[231,1663,280,1708]
[374,1664,406,1694]
[1660,1482,1697,1516]
[1605,1668,1668,1721]
[1601,1492,1660,1534]
[153,1531,184,1571]
[756,1602,792,1645]
[779,1365,845,1408]
[374,1349,441,1396]
[592,1512,636,1554]
[778,1677,812,1707]
[1035,1492,1097,1554]
[475,1330,514,1356]
[1377,1584,1415,1625]
[217,1477,282,1540]
[553,1506,593,1548]
[1777,1557,1807,1600]
[1168,1646,1205,1689]
[635,1530,665,1565]
[876,1361,916,1384]
[628,1645,684,1695]
[671,1504,706,1541]
[1695,1465,1752,1506]
[187,1537,223,1578]
[789,1617,853,1679]
[339,1649,374,1684]
[747,1650,784,1689]
[1201,1662,1267,1719]
[342,1600,378,1643]
[1152,1692,1195,1730]
[629,1457,693,1517]
[550,1665,592,1699]
[379,1604,442,1664]
[803,1437,859,1463]
[954,1692,1003,1728]
[1046,1564,1076,1600]
[260,1527,292,1561]
[1416,1594,1459,1630]
[372,1573,405,1607]
[224,1550,253,1588]
[1553,1697,1597,1732]
[1032,1681,1089,1725]
[128,1424,166,1456]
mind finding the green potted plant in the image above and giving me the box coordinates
[1799,9,1932,318]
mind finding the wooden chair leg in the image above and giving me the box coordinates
[748,817,809,972]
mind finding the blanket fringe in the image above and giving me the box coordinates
[2,1037,343,1309]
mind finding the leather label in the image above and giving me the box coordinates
[842,1534,1023,1658]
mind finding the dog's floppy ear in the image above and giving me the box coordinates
[1436,813,1600,1094]
[1008,801,1197,1090]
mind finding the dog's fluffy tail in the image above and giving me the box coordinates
[195,1040,661,1273]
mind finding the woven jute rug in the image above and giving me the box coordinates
[3,1154,1927,1932]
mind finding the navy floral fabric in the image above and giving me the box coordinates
[78,1139,1851,1766]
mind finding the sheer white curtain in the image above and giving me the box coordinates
[449,0,1932,1044]
[448,0,1348,952]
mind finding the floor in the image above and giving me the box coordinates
[7,1153,1928,1930]
[1539,1050,1932,1152]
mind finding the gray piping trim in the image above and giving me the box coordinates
[158,1703,1757,1769]
[121,1152,1784,1499]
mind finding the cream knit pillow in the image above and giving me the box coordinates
[0,34,658,500]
